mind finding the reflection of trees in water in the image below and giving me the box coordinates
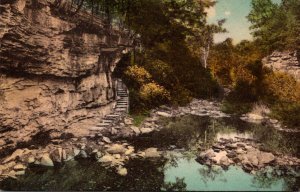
[156,116,236,152]
[0,159,167,191]
[130,115,255,153]
[0,157,188,191]
[252,125,300,156]
[162,177,187,191]
[252,168,281,189]
[158,114,299,157]
[198,165,225,184]
[252,167,300,191]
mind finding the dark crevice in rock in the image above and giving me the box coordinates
[0,126,14,134]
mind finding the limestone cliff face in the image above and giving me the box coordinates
[262,50,300,81]
[0,0,131,155]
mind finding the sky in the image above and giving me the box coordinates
[206,0,282,44]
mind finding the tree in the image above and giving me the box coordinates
[187,19,227,68]
[247,0,300,53]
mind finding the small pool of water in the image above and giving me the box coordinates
[164,152,297,191]
[0,115,299,191]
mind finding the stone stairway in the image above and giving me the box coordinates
[89,79,129,134]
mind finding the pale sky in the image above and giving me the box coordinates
[207,0,282,44]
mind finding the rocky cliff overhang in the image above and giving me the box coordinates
[0,0,132,156]
[262,50,300,81]
[0,0,131,78]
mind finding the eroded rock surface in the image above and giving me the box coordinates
[262,50,300,81]
[0,0,131,156]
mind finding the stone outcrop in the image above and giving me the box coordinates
[262,50,300,81]
[0,0,131,156]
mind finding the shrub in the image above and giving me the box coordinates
[139,82,170,105]
[262,71,300,128]
[169,85,193,106]
[221,100,253,115]
[250,103,271,116]
[124,65,152,86]
[263,72,300,103]
[271,102,300,128]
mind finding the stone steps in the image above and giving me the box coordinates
[89,79,129,134]
[102,119,113,123]
[89,127,105,131]
[96,123,111,127]
[115,108,127,112]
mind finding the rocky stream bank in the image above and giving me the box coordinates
[0,99,299,182]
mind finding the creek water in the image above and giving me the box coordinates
[0,115,299,191]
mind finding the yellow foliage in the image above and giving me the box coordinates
[231,67,257,87]
[139,82,170,102]
[125,65,152,84]
[263,72,300,103]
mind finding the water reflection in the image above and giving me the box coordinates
[164,153,298,191]
[131,115,299,156]
[0,115,299,191]
[1,153,297,191]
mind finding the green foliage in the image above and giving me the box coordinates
[260,71,300,128]
[112,0,220,112]
[209,39,264,102]
[247,0,300,53]
[262,71,300,103]
[120,63,171,112]
[131,112,149,126]
[210,37,300,128]
[271,102,300,128]
[221,100,253,115]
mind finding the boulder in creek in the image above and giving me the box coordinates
[212,151,227,164]
[226,151,237,158]
[98,154,115,163]
[236,148,245,154]
[26,156,35,164]
[238,150,275,168]
[125,147,135,155]
[102,137,112,144]
[144,148,161,158]
[220,156,231,167]
[78,150,88,159]
[13,164,26,171]
[130,126,141,135]
[40,154,54,167]
[204,149,216,159]
[225,143,238,150]
[114,154,121,159]
[258,152,275,164]
[63,148,75,161]
[140,128,154,134]
[15,170,26,176]
[50,147,64,163]
[106,144,127,154]
[243,161,254,172]
[212,144,225,150]
[124,118,133,125]
[94,151,103,160]
[137,151,146,158]
[117,167,128,176]
[156,111,172,117]
[73,148,81,157]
